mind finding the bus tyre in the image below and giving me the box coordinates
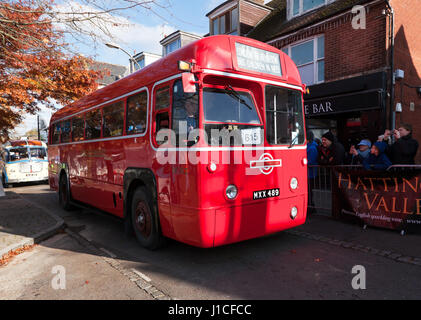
[131,187,164,250]
[59,174,73,211]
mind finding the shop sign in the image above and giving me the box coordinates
[304,101,334,115]
[304,90,382,117]
[332,167,421,231]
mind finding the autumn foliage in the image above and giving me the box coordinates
[0,0,103,140]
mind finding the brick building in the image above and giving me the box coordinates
[245,0,421,163]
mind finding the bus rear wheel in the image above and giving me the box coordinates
[59,174,73,211]
[131,187,164,250]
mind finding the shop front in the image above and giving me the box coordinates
[304,71,387,151]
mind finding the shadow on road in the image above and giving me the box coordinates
[3,184,421,299]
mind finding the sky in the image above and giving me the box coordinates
[14,0,230,137]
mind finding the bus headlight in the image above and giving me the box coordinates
[291,207,298,219]
[226,185,238,200]
[290,177,298,190]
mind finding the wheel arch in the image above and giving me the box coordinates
[58,163,70,192]
[123,168,159,232]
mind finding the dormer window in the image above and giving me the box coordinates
[290,0,332,18]
[160,31,201,57]
[211,6,238,35]
[164,38,181,56]
[134,58,145,71]
[133,52,161,71]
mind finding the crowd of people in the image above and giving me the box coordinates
[306,123,419,171]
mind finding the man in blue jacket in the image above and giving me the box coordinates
[307,131,318,178]
[307,131,318,214]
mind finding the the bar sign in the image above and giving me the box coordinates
[235,42,282,76]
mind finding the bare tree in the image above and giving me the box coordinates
[0,0,172,54]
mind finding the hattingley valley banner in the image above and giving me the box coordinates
[332,167,421,230]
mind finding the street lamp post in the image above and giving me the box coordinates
[105,43,141,73]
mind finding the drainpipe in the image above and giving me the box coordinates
[385,0,395,133]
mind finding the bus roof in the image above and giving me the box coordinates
[51,35,302,123]
[4,140,47,148]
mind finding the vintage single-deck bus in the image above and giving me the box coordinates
[48,35,308,249]
[1,140,48,187]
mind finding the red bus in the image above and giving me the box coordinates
[48,35,308,249]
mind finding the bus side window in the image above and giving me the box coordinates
[52,123,61,144]
[172,79,199,146]
[126,91,147,135]
[85,109,102,140]
[72,115,85,142]
[154,86,171,145]
[103,101,124,137]
[61,120,71,143]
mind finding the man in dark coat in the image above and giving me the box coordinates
[317,131,345,165]
[389,124,419,164]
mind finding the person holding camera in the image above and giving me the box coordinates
[348,139,371,165]
[380,124,418,164]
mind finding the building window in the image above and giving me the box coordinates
[290,0,329,18]
[282,35,324,86]
[165,38,181,55]
[134,58,145,71]
[211,6,238,35]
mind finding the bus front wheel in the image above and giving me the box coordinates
[131,187,164,250]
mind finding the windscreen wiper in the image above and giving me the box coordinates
[224,85,252,110]
[288,134,299,148]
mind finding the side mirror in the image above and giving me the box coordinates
[182,73,197,93]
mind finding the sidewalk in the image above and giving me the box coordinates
[0,191,65,259]
[290,213,421,265]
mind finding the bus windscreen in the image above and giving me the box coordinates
[203,88,260,124]
[203,88,262,146]
[265,85,305,146]
[8,148,29,162]
[30,147,47,160]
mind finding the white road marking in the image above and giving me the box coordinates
[131,268,152,282]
